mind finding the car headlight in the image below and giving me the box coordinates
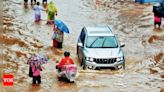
[85,57,94,62]
[117,57,123,62]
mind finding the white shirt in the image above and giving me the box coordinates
[33,5,43,15]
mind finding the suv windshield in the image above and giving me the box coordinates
[86,36,118,48]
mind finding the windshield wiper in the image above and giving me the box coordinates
[89,37,99,48]
[101,38,106,48]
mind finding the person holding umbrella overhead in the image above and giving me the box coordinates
[46,1,58,24]
[56,29,63,48]
[27,53,48,84]
[52,25,59,48]
[52,25,63,48]
[32,59,42,85]
[52,19,69,48]
[27,54,37,77]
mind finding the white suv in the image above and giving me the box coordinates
[77,25,125,70]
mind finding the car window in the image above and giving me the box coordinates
[86,36,118,48]
[80,29,86,44]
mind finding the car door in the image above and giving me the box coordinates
[77,28,86,63]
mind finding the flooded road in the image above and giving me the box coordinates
[1,0,164,92]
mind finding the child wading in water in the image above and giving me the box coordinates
[32,61,42,85]
[33,2,44,22]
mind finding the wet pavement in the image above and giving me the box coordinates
[1,0,164,92]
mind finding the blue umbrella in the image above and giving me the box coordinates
[54,20,69,33]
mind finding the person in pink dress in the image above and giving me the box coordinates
[32,62,42,84]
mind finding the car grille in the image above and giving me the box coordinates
[94,58,116,64]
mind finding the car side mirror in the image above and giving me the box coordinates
[120,43,125,47]
[78,42,83,47]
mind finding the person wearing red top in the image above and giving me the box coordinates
[153,7,162,29]
[57,51,74,69]
[154,15,162,29]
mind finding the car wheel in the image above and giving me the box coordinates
[116,58,125,70]
[115,64,124,70]
[68,78,75,83]
[123,61,125,70]
[58,76,63,81]
[82,59,86,70]
[80,60,83,66]
[123,57,125,70]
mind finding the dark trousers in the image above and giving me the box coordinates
[57,42,63,48]
[29,67,33,77]
[33,75,41,84]
[154,22,161,27]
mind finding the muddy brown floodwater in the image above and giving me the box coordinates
[1,0,164,92]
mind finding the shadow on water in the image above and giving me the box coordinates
[28,84,41,92]
[55,81,78,91]
[153,28,163,32]
[34,21,43,25]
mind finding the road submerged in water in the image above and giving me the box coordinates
[1,0,164,92]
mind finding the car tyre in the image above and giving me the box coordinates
[58,76,63,81]
[80,60,83,66]
[82,59,86,70]
[123,57,125,70]
[123,62,125,70]
[68,79,75,83]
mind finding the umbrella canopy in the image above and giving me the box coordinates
[54,20,69,33]
[27,54,49,67]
